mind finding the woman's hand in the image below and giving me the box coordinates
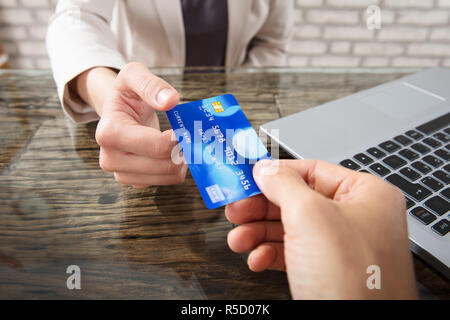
[73,62,187,188]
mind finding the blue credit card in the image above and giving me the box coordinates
[166,94,271,209]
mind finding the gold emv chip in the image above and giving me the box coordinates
[212,101,224,113]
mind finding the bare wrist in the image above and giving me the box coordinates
[70,67,118,117]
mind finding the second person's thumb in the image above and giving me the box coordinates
[253,159,322,230]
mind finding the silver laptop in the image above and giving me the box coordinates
[261,67,450,278]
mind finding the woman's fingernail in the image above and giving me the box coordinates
[157,88,174,105]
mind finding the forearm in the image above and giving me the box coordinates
[70,67,118,117]
[244,43,288,67]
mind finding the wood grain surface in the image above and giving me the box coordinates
[0,68,448,299]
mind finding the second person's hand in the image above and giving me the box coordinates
[225,159,417,299]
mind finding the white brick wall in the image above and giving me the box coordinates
[288,0,450,68]
[0,0,449,69]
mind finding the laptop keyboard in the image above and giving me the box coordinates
[339,112,450,237]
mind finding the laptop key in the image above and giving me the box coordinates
[422,137,442,148]
[405,130,424,140]
[399,167,421,181]
[416,113,450,134]
[441,187,450,200]
[383,155,407,170]
[445,128,450,135]
[369,163,390,176]
[446,143,450,150]
[435,149,450,161]
[422,155,443,168]
[353,153,373,165]
[432,219,450,236]
[339,159,361,170]
[421,177,444,192]
[379,140,401,153]
[406,197,415,209]
[444,164,450,173]
[424,196,449,216]
[433,132,450,143]
[386,174,431,201]
[394,135,413,146]
[399,149,419,161]
[359,169,369,173]
[411,161,432,174]
[432,170,450,184]
[409,207,436,225]
[411,143,431,155]
[366,147,386,159]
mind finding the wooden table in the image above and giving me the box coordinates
[0,68,448,299]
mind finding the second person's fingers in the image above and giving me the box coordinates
[227,221,284,253]
[253,160,320,210]
[225,195,281,225]
[253,160,339,234]
[277,159,364,201]
[248,242,285,272]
